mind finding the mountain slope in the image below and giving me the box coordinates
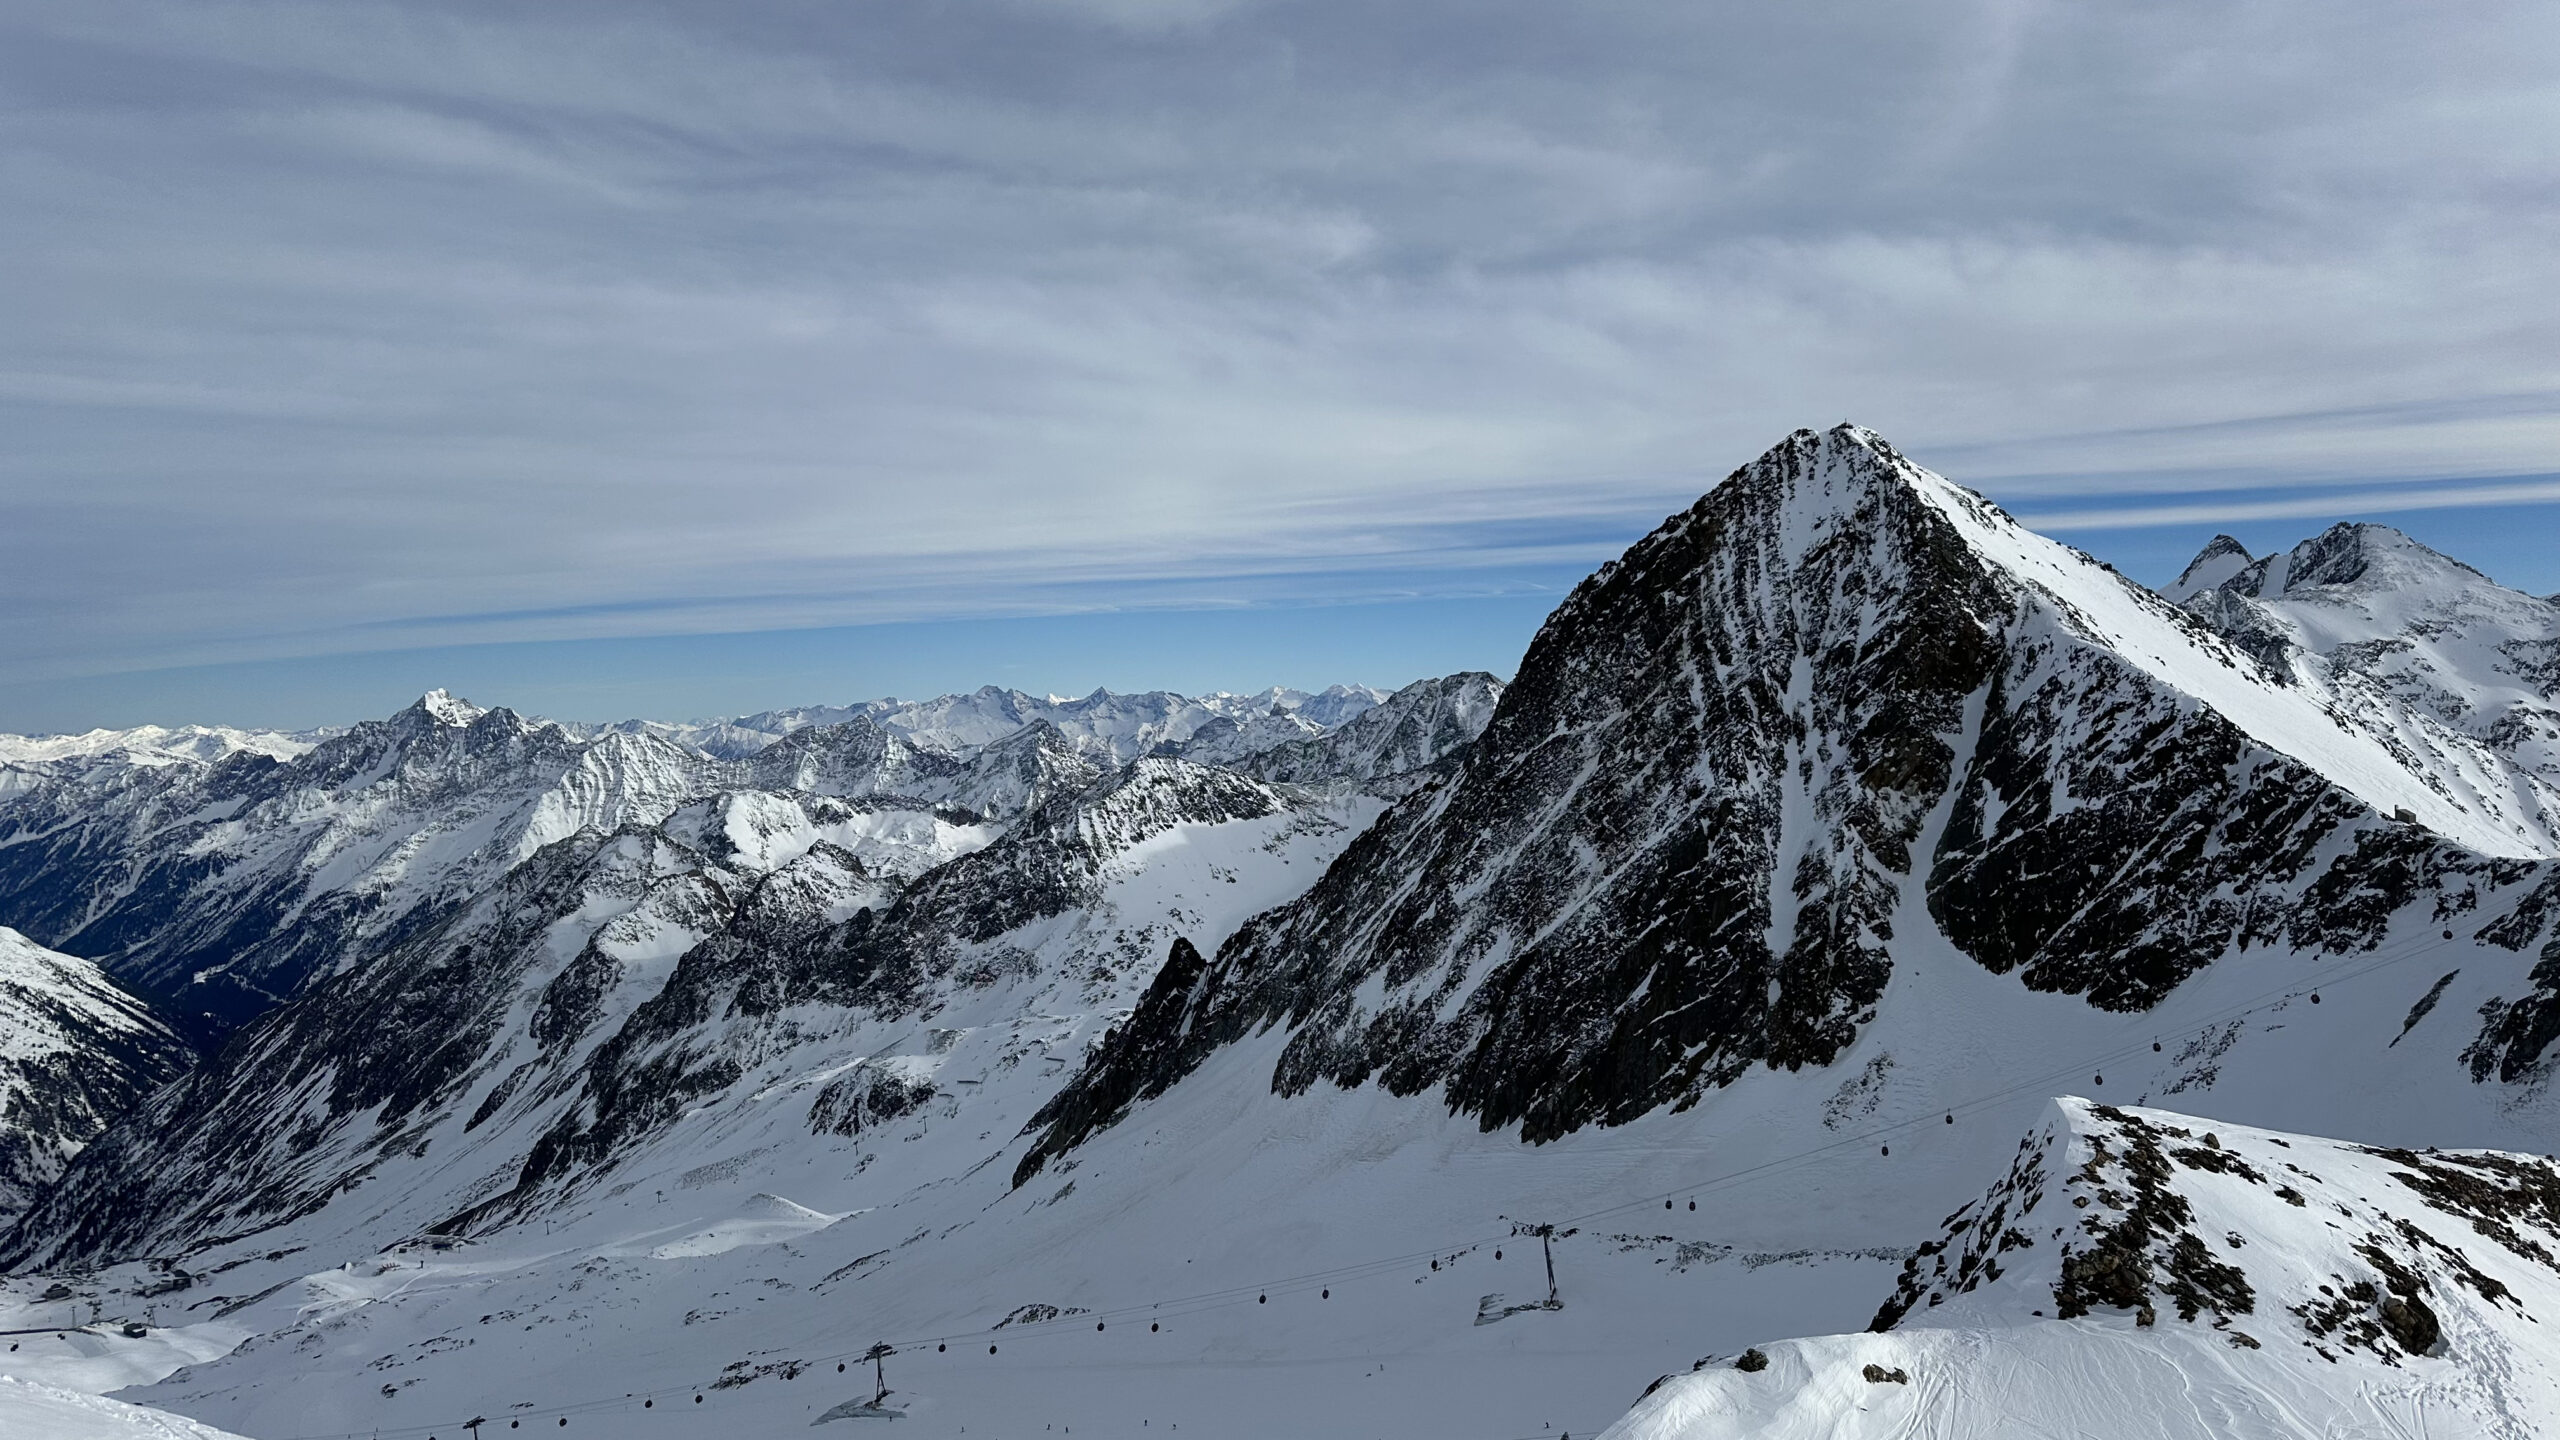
[0,927,191,1222]
[0,747,1433,1270]
[1022,426,2560,1181]
[1228,671,1506,788]
[0,696,730,1038]
[2171,523,2560,854]
[0,1378,257,1440]
[0,781,996,1268]
[9,434,2560,1440]
[1605,1098,2560,1439]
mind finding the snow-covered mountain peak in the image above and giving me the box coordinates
[410,688,488,727]
[0,724,322,769]
[1610,1099,2560,1439]
[2171,521,2560,854]
[2162,533,2257,603]
[2226,522,2491,601]
[1579,425,2544,854]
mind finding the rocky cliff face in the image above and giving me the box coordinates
[1021,427,2560,1182]
[0,927,191,1223]
[0,697,723,1040]
[1230,672,1506,789]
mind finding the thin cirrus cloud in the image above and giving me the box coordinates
[1,0,2556,725]
[2022,476,2560,534]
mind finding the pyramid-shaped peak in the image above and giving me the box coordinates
[2161,534,2255,603]
[1675,424,1951,542]
[408,688,486,727]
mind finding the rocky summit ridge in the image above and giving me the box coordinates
[1021,425,2560,1180]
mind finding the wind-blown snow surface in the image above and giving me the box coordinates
[1606,1100,2560,1440]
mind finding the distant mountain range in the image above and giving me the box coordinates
[3,427,2557,1439]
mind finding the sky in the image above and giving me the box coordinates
[3,0,2556,734]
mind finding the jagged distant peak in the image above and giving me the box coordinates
[2160,533,2255,604]
[411,687,487,727]
[2223,521,2494,600]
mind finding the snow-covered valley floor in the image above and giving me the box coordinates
[5,885,2550,1439]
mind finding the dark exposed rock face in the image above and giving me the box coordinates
[1232,673,1504,789]
[808,1062,937,1137]
[2046,1107,2256,1327]
[1870,1131,2049,1333]
[0,928,194,1222]
[1021,427,2560,1178]
[1869,1100,2560,1369]
[1024,426,2015,1170]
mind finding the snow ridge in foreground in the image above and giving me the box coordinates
[1607,1098,2560,1440]
[0,1377,254,1440]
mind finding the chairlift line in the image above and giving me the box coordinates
[260,924,2468,1440]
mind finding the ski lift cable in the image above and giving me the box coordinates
[848,919,2469,1348]
[1555,920,2468,1230]
[259,923,2469,1439]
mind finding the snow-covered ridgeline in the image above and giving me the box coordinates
[0,719,1460,1270]
[9,426,2560,1440]
[2167,524,2560,857]
[0,725,326,768]
[0,678,1478,1040]
[1022,426,2560,1188]
[1897,441,2557,859]
[566,682,1395,762]
[1606,1098,2560,1439]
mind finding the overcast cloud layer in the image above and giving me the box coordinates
[4,0,2557,704]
